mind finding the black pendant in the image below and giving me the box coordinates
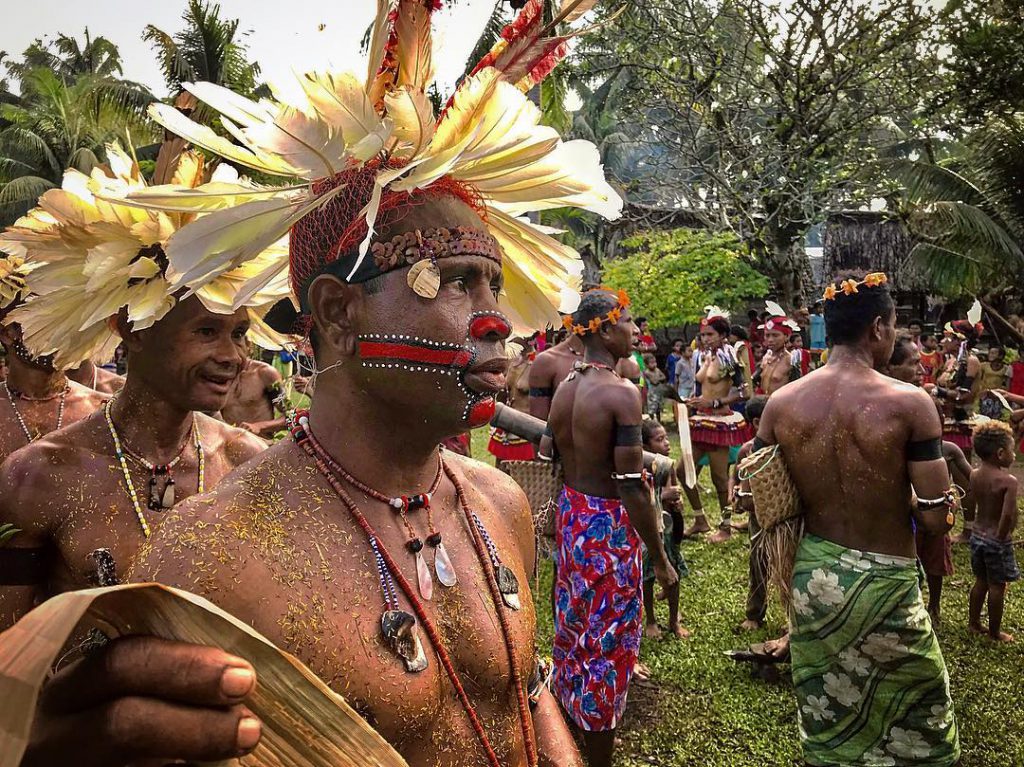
[381,609,428,672]
[148,476,161,510]
[496,564,521,611]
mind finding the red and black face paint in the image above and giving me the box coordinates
[357,311,512,429]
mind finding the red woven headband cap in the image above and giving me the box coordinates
[288,164,487,305]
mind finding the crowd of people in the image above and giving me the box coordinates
[483,283,1023,766]
[0,4,1020,767]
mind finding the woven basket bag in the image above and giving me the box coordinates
[738,445,804,611]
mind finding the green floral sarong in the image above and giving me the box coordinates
[790,534,959,767]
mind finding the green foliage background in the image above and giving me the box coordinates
[602,229,770,328]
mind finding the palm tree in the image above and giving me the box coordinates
[0,69,155,225]
[889,117,1024,297]
[144,0,261,99]
[4,30,123,86]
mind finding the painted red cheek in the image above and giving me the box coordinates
[467,398,496,427]
[469,315,511,340]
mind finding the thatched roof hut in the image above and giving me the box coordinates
[822,211,928,291]
[822,211,930,316]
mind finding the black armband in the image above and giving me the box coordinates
[530,387,553,398]
[0,546,51,586]
[752,436,768,452]
[542,423,554,439]
[959,377,976,392]
[615,424,643,446]
[906,437,942,462]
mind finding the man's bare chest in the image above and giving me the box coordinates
[246,536,536,750]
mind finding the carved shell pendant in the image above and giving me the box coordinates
[381,609,428,673]
[434,541,458,588]
[407,259,441,299]
[415,549,434,601]
[496,564,521,611]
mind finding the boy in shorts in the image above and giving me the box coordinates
[641,419,690,638]
[968,420,1020,642]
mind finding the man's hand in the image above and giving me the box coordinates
[653,558,678,592]
[240,422,261,435]
[661,485,681,504]
[686,396,712,409]
[22,636,261,767]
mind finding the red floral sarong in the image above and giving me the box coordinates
[551,485,642,731]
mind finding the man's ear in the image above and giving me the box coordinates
[112,310,144,352]
[871,314,885,341]
[308,274,363,358]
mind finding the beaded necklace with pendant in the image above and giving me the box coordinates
[103,400,204,537]
[288,411,536,767]
[298,414,455,601]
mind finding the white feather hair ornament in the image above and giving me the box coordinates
[117,0,624,335]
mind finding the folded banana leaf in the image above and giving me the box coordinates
[0,582,408,767]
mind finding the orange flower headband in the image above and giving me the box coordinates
[822,272,888,301]
[562,288,631,336]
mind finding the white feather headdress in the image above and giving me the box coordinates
[121,0,622,333]
[0,145,292,370]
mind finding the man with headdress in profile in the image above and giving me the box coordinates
[11,3,624,765]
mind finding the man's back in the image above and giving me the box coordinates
[764,363,939,558]
[549,365,641,500]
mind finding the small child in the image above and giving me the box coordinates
[676,346,695,400]
[641,419,689,639]
[643,353,667,420]
[968,420,1020,642]
[730,396,769,630]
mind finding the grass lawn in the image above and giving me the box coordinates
[469,425,1024,766]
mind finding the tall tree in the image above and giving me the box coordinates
[0,68,154,225]
[144,0,261,98]
[575,0,942,305]
[889,117,1024,299]
[4,30,123,87]
[937,0,1024,124]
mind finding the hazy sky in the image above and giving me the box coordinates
[0,0,498,97]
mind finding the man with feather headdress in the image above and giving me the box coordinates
[0,145,286,630]
[0,254,108,468]
[15,2,620,765]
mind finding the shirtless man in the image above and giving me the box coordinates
[543,289,676,767]
[528,331,583,420]
[756,272,959,766]
[0,297,268,628]
[15,200,591,767]
[488,339,537,465]
[67,359,125,395]
[0,256,106,466]
[0,145,273,627]
[220,353,286,438]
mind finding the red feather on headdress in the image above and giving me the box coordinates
[467,0,601,91]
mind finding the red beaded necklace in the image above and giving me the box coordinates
[290,413,537,767]
[302,438,453,601]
